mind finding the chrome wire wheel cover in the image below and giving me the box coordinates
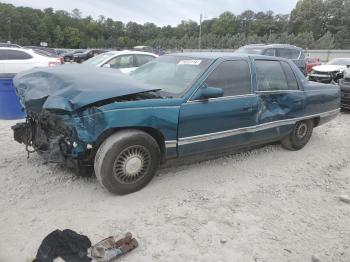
[113,145,151,184]
[296,122,308,139]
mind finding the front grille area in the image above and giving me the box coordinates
[312,71,331,75]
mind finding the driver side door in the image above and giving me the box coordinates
[178,59,259,156]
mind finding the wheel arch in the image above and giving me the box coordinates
[312,116,320,127]
[94,127,167,164]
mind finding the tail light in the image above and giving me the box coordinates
[48,58,62,67]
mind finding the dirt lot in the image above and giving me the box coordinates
[0,113,350,262]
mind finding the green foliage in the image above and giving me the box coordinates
[0,1,349,49]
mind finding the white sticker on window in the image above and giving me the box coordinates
[178,60,202,65]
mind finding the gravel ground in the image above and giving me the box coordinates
[0,113,350,262]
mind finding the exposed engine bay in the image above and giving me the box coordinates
[12,112,74,164]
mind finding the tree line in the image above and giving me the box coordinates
[0,0,349,50]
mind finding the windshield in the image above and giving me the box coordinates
[130,55,212,97]
[236,47,264,55]
[327,58,350,66]
[83,52,115,66]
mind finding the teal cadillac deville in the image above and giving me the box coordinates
[12,53,340,194]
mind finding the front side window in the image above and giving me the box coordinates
[204,60,251,96]
[5,50,32,60]
[106,55,134,69]
[256,60,289,91]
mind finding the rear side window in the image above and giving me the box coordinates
[276,48,300,59]
[4,50,33,60]
[205,60,251,96]
[256,60,289,91]
[135,55,155,67]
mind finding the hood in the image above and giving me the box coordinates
[312,64,347,73]
[13,64,159,112]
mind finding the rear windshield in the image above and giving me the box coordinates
[130,55,213,97]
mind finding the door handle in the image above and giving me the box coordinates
[242,106,253,112]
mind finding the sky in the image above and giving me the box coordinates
[1,0,299,26]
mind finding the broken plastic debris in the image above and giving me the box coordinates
[90,232,138,261]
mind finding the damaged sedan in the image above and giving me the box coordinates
[12,53,340,194]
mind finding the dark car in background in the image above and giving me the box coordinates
[339,67,350,109]
[236,44,307,75]
[62,49,85,62]
[73,49,108,63]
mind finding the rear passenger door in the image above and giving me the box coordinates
[254,59,306,140]
[178,59,259,156]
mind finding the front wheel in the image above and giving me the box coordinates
[281,119,314,151]
[94,130,160,195]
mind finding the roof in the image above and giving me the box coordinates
[168,52,254,60]
[241,43,303,50]
[106,50,158,56]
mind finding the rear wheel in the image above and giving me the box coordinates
[94,130,160,195]
[281,119,314,150]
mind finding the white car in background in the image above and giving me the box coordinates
[83,50,158,74]
[0,47,61,74]
[309,58,350,83]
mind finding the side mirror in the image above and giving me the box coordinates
[102,64,111,68]
[193,86,224,100]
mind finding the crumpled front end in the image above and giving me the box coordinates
[11,111,87,169]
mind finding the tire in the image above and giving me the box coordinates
[281,119,314,151]
[94,130,160,195]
